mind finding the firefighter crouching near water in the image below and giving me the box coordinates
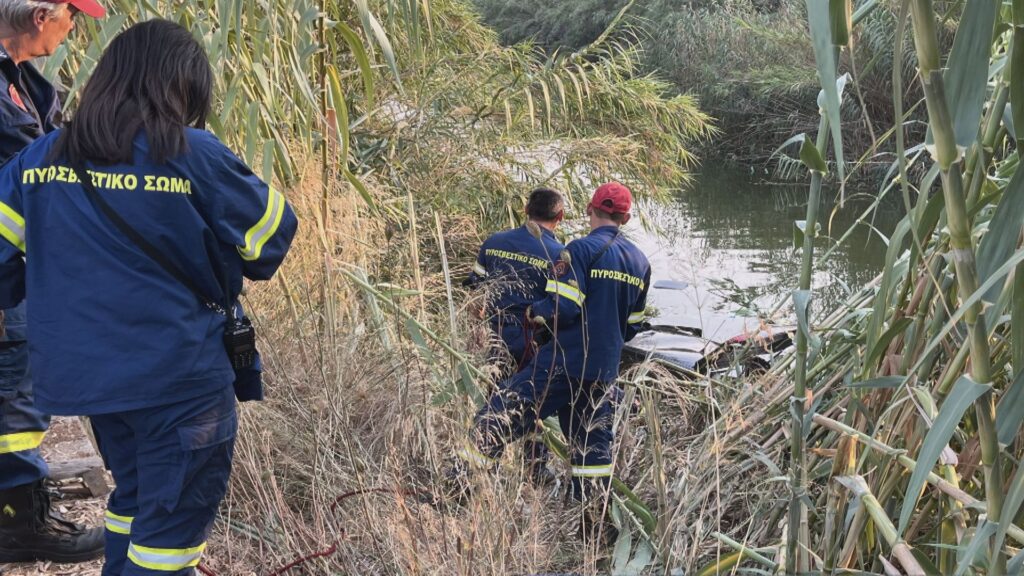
[0,0,108,563]
[464,188,565,480]
[0,21,297,574]
[455,182,651,517]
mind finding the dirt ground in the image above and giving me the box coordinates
[0,417,107,576]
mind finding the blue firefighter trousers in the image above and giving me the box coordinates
[489,318,548,467]
[92,386,236,576]
[463,346,614,500]
[0,301,49,489]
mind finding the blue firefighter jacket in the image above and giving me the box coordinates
[530,225,651,382]
[467,224,564,327]
[0,128,297,415]
[0,45,61,166]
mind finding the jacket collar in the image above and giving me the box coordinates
[522,223,557,239]
[0,43,14,71]
[590,224,621,236]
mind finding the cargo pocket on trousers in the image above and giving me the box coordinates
[161,406,237,514]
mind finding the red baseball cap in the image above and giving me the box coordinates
[57,0,106,18]
[589,182,632,215]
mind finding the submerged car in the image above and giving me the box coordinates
[622,281,794,376]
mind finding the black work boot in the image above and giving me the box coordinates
[0,480,105,563]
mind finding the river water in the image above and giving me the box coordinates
[626,165,902,340]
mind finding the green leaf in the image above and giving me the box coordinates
[354,0,404,94]
[940,0,999,148]
[829,0,851,46]
[805,0,845,183]
[336,22,375,109]
[994,459,1024,564]
[996,370,1024,446]
[955,518,996,576]
[793,289,813,345]
[326,65,351,168]
[911,248,1024,376]
[1012,4,1024,146]
[800,133,828,173]
[977,169,1024,303]
[1014,260,1024,372]
[344,169,378,212]
[866,218,911,373]
[910,547,944,576]
[865,317,913,370]
[899,376,991,535]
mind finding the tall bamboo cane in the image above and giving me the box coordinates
[908,2,1005,574]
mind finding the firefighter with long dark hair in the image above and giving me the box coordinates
[0,20,297,574]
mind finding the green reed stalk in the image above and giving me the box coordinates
[787,119,828,575]
[908,2,1005,573]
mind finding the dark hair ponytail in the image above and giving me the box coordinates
[53,19,213,165]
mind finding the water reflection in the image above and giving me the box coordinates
[629,165,903,336]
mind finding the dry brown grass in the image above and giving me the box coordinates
[192,161,605,575]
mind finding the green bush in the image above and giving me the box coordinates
[472,0,950,167]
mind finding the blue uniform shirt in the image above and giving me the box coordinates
[468,224,564,326]
[0,128,297,415]
[0,45,61,165]
[531,225,651,381]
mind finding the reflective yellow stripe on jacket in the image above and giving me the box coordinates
[628,311,645,324]
[238,188,285,261]
[0,200,25,252]
[545,280,585,307]
[128,541,206,571]
[0,431,44,454]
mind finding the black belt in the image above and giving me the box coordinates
[0,340,25,350]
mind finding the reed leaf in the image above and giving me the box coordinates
[940,0,999,148]
[977,167,1024,303]
[805,0,846,186]
[898,376,990,535]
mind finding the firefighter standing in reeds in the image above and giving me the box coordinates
[455,182,651,531]
[0,20,297,574]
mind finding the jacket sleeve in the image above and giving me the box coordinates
[200,139,298,281]
[463,243,488,288]
[625,266,652,342]
[0,154,26,308]
[530,241,587,327]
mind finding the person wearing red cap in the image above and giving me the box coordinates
[454,181,651,538]
[0,0,106,564]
